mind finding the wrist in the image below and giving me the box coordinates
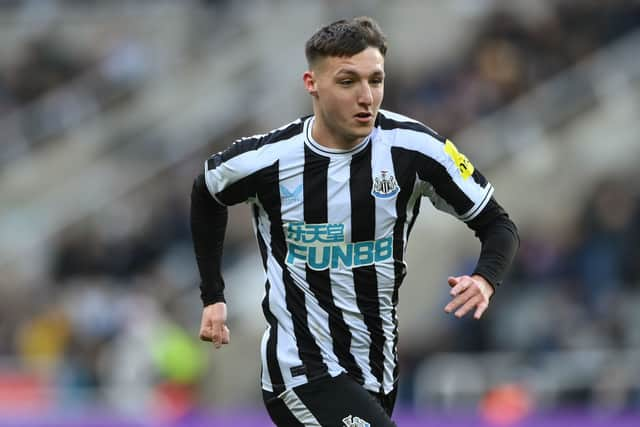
[471,274,494,298]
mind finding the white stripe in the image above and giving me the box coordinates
[254,204,273,391]
[255,199,307,391]
[327,155,379,389]
[267,258,308,389]
[259,325,271,389]
[459,184,494,222]
[280,152,340,374]
[279,389,322,426]
[371,140,400,394]
[202,160,227,206]
[378,108,422,125]
[204,133,301,197]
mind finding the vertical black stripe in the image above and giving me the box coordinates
[303,146,364,384]
[262,280,285,394]
[390,148,416,295]
[255,205,285,393]
[407,197,422,239]
[259,161,328,382]
[253,204,268,270]
[349,145,385,392]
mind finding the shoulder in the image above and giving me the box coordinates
[206,117,307,172]
[376,109,445,142]
[376,109,447,157]
[218,116,307,163]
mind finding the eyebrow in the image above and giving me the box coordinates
[335,69,385,78]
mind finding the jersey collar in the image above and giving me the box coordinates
[303,116,373,157]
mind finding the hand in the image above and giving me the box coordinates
[444,275,494,320]
[199,302,230,349]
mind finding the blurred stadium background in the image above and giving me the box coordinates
[0,0,639,426]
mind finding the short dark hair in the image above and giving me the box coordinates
[305,16,388,67]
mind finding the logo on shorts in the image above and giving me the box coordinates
[342,415,371,427]
[371,170,399,199]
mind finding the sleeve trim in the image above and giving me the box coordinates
[460,184,494,222]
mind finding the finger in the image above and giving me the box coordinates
[213,321,231,348]
[200,321,221,343]
[474,301,489,320]
[212,323,224,349]
[199,313,214,341]
[447,276,458,287]
[444,291,473,313]
[199,324,213,342]
[449,277,473,296]
[455,295,483,318]
[220,325,230,345]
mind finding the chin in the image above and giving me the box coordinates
[355,125,374,136]
[340,123,373,143]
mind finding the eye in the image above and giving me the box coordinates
[339,79,353,86]
[370,78,383,85]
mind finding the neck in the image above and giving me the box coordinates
[311,115,365,151]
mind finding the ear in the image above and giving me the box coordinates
[303,70,318,97]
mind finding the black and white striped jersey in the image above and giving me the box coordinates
[203,109,494,395]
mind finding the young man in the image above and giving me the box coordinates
[191,17,519,426]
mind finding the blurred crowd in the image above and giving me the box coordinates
[0,0,639,418]
[386,0,640,136]
[0,29,149,165]
[0,35,90,112]
[398,173,640,409]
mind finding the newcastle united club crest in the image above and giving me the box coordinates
[371,170,399,199]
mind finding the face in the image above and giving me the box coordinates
[304,47,385,149]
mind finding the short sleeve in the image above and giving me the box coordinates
[416,137,494,222]
[204,140,263,206]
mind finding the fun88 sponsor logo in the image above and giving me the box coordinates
[285,221,393,270]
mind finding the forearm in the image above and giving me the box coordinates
[467,198,520,288]
[190,173,228,306]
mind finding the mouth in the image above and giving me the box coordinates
[354,112,373,123]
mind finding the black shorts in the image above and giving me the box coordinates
[262,373,397,427]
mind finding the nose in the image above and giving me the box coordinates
[358,83,373,105]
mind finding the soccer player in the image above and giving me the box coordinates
[190,16,519,427]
